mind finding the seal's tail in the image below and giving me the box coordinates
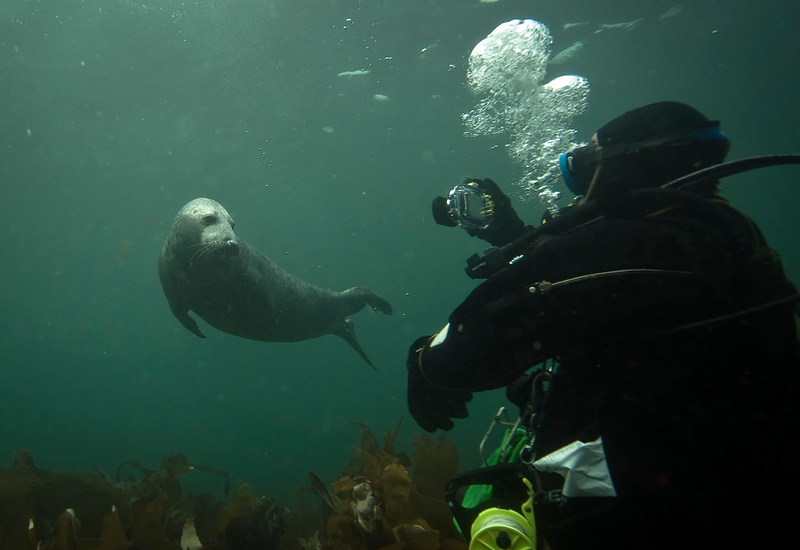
[336,318,377,370]
[335,287,393,369]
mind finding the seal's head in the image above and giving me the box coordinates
[170,197,239,266]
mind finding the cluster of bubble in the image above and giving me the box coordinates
[462,19,590,211]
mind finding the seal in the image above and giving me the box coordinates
[158,197,393,368]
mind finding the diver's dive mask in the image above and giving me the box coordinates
[559,143,602,196]
[432,181,495,230]
[558,121,730,196]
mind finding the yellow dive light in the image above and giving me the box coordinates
[468,478,537,550]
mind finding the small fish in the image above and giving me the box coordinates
[659,4,683,20]
[563,21,589,31]
[337,69,371,77]
[594,18,643,34]
[420,40,440,54]
[550,40,585,65]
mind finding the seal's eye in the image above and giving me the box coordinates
[202,214,217,225]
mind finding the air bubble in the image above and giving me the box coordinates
[463,19,590,212]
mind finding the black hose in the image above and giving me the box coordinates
[662,154,800,191]
[467,154,800,279]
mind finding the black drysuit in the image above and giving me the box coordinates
[406,189,799,549]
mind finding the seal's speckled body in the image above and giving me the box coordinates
[158,198,392,367]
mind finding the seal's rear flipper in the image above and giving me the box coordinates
[343,286,394,315]
[335,318,376,370]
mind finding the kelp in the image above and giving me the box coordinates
[0,450,121,549]
[380,464,410,526]
[409,434,458,503]
[0,450,286,550]
[115,453,231,505]
[307,423,467,550]
[1,422,468,550]
[345,419,411,481]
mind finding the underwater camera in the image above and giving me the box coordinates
[432,181,495,230]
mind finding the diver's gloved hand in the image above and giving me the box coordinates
[407,336,473,432]
[464,179,527,247]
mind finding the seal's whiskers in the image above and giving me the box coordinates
[189,243,216,265]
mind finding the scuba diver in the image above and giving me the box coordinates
[409,102,800,549]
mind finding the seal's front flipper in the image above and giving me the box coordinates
[343,286,394,315]
[334,318,376,370]
[170,304,206,339]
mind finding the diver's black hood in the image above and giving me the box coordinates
[580,101,731,196]
[596,101,713,146]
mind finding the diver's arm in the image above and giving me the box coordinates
[463,179,529,247]
[407,214,748,430]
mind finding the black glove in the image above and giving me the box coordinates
[463,179,526,247]
[407,336,473,432]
